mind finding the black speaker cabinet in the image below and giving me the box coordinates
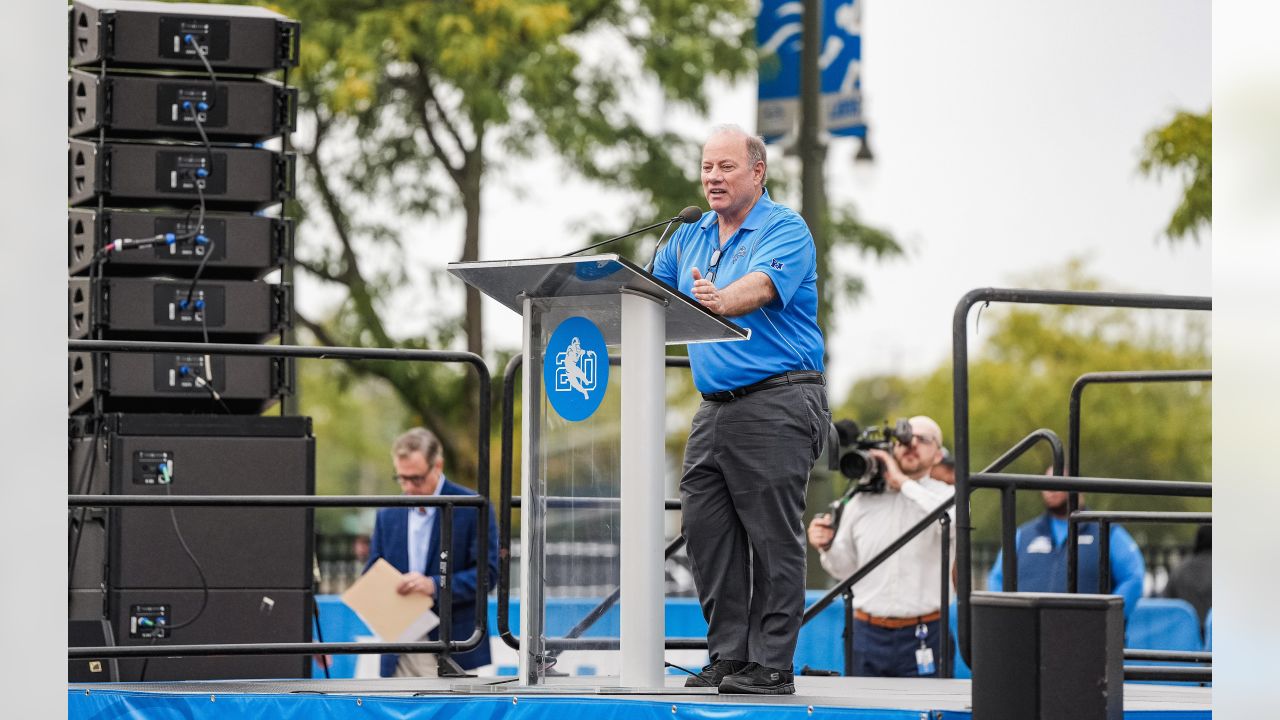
[69,208,292,279]
[971,591,1124,720]
[68,276,290,342]
[69,139,294,210]
[69,70,296,142]
[69,619,120,683]
[107,588,312,681]
[68,351,291,415]
[69,0,299,73]
[69,414,315,591]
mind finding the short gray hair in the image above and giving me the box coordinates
[708,123,767,176]
[392,427,442,463]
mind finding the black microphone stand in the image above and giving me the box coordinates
[561,216,681,257]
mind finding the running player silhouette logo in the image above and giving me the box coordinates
[554,336,596,399]
[544,316,609,422]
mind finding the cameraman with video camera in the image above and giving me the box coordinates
[806,415,954,677]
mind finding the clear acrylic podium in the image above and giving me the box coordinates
[449,254,746,689]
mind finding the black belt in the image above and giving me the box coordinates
[701,370,825,402]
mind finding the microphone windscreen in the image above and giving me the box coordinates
[678,206,703,223]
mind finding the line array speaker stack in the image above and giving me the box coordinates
[67,0,313,682]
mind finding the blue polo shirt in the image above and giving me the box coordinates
[652,188,824,393]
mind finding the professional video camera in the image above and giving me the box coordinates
[818,419,915,532]
[833,418,914,491]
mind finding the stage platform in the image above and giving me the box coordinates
[69,675,1211,719]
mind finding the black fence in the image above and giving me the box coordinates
[70,288,1213,685]
[950,288,1212,683]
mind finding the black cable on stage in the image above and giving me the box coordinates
[138,635,159,682]
[180,180,207,242]
[186,34,220,106]
[200,307,211,346]
[311,601,331,680]
[160,473,211,634]
[189,365,231,414]
[664,661,701,680]
[183,236,215,309]
[190,107,215,184]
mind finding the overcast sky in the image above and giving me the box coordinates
[298,0,1212,400]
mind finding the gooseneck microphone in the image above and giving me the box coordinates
[644,205,702,272]
[562,206,703,260]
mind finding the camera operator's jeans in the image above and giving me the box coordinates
[680,382,829,670]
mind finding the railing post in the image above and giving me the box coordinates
[939,512,952,678]
[1067,491,1080,593]
[842,590,855,677]
[1000,485,1017,592]
[1098,519,1111,594]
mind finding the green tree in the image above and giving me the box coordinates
[1139,109,1211,244]
[271,0,761,476]
[198,1,896,478]
[832,261,1211,549]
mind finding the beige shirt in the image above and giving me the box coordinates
[818,476,956,618]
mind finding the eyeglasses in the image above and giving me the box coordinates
[706,248,723,283]
[393,472,433,487]
[895,434,939,448]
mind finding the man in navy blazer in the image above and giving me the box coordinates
[364,427,499,676]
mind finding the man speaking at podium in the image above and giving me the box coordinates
[652,125,828,695]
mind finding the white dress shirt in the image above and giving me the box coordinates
[818,475,955,618]
[406,474,446,575]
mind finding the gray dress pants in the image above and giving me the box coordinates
[680,382,828,670]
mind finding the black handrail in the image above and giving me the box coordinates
[951,288,1212,665]
[969,473,1211,497]
[1067,510,1211,594]
[1125,649,1211,664]
[66,338,492,664]
[1125,665,1212,682]
[1070,511,1212,523]
[1065,370,1211,593]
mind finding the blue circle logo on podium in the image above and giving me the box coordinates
[544,316,609,422]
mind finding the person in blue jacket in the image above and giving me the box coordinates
[365,427,499,676]
[987,486,1145,621]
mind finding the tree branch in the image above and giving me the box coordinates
[570,0,615,34]
[416,60,469,159]
[301,145,395,349]
[295,310,471,475]
[294,256,344,285]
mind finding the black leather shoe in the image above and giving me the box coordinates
[683,659,750,688]
[718,662,795,695]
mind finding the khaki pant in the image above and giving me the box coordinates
[393,652,439,678]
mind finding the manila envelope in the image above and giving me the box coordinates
[341,558,440,642]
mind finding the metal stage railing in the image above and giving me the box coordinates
[951,289,1212,684]
[71,289,1213,685]
[66,338,492,667]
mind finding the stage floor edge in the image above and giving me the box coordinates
[69,675,1211,719]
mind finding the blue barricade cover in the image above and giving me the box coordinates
[69,689,951,719]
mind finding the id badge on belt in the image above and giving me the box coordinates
[915,623,935,676]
